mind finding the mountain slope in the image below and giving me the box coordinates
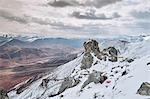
[8,38,150,99]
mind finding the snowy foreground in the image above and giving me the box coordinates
[8,36,150,99]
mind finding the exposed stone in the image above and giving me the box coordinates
[137,82,150,96]
[58,77,80,94]
[83,39,118,62]
[81,71,107,89]
[121,58,134,63]
[83,39,100,53]
[107,47,118,62]
[81,52,93,69]
[0,89,9,99]
[49,77,80,97]
[127,58,134,63]
[40,78,50,88]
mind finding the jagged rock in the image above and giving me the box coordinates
[58,77,80,94]
[97,50,108,61]
[83,39,100,53]
[0,89,9,99]
[81,71,107,89]
[40,78,50,88]
[49,77,80,97]
[107,47,118,62]
[81,52,93,69]
[137,82,150,96]
[83,40,118,62]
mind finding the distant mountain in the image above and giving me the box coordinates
[31,38,85,48]
[0,36,82,91]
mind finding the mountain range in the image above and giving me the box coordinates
[2,35,150,99]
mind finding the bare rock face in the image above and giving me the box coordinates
[137,82,150,96]
[83,39,100,53]
[81,71,107,89]
[49,77,80,97]
[0,89,9,99]
[58,77,80,94]
[81,39,100,69]
[81,52,93,69]
[82,39,118,66]
[107,47,118,62]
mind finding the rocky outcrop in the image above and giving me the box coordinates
[81,40,118,69]
[137,82,150,96]
[83,39,100,54]
[58,77,80,94]
[81,40,99,70]
[49,77,80,97]
[81,71,107,89]
[81,52,93,69]
[82,39,118,65]
[107,47,118,62]
[0,89,9,99]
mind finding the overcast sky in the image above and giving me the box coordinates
[0,0,150,38]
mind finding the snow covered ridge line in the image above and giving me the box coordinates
[1,38,150,99]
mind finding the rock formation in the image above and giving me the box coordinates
[49,77,80,97]
[107,47,118,62]
[137,82,150,96]
[83,39,100,54]
[81,71,107,89]
[58,77,80,94]
[82,39,118,65]
[81,52,93,69]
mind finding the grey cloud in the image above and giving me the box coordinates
[0,9,68,28]
[0,10,28,24]
[48,0,121,8]
[48,0,79,7]
[131,10,150,19]
[84,0,121,8]
[136,21,150,29]
[71,9,121,20]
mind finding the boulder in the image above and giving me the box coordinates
[49,77,80,97]
[58,77,80,94]
[137,82,150,96]
[0,89,9,99]
[81,71,107,89]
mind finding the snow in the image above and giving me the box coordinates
[8,36,150,99]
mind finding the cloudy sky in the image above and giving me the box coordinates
[0,0,150,38]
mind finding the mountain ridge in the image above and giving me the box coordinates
[7,38,150,99]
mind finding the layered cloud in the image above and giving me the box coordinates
[70,9,121,20]
[0,0,150,38]
[48,0,121,8]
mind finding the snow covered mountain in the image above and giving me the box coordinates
[7,36,150,99]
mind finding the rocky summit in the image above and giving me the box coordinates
[7,38,150,99]
[83,39,118,62]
